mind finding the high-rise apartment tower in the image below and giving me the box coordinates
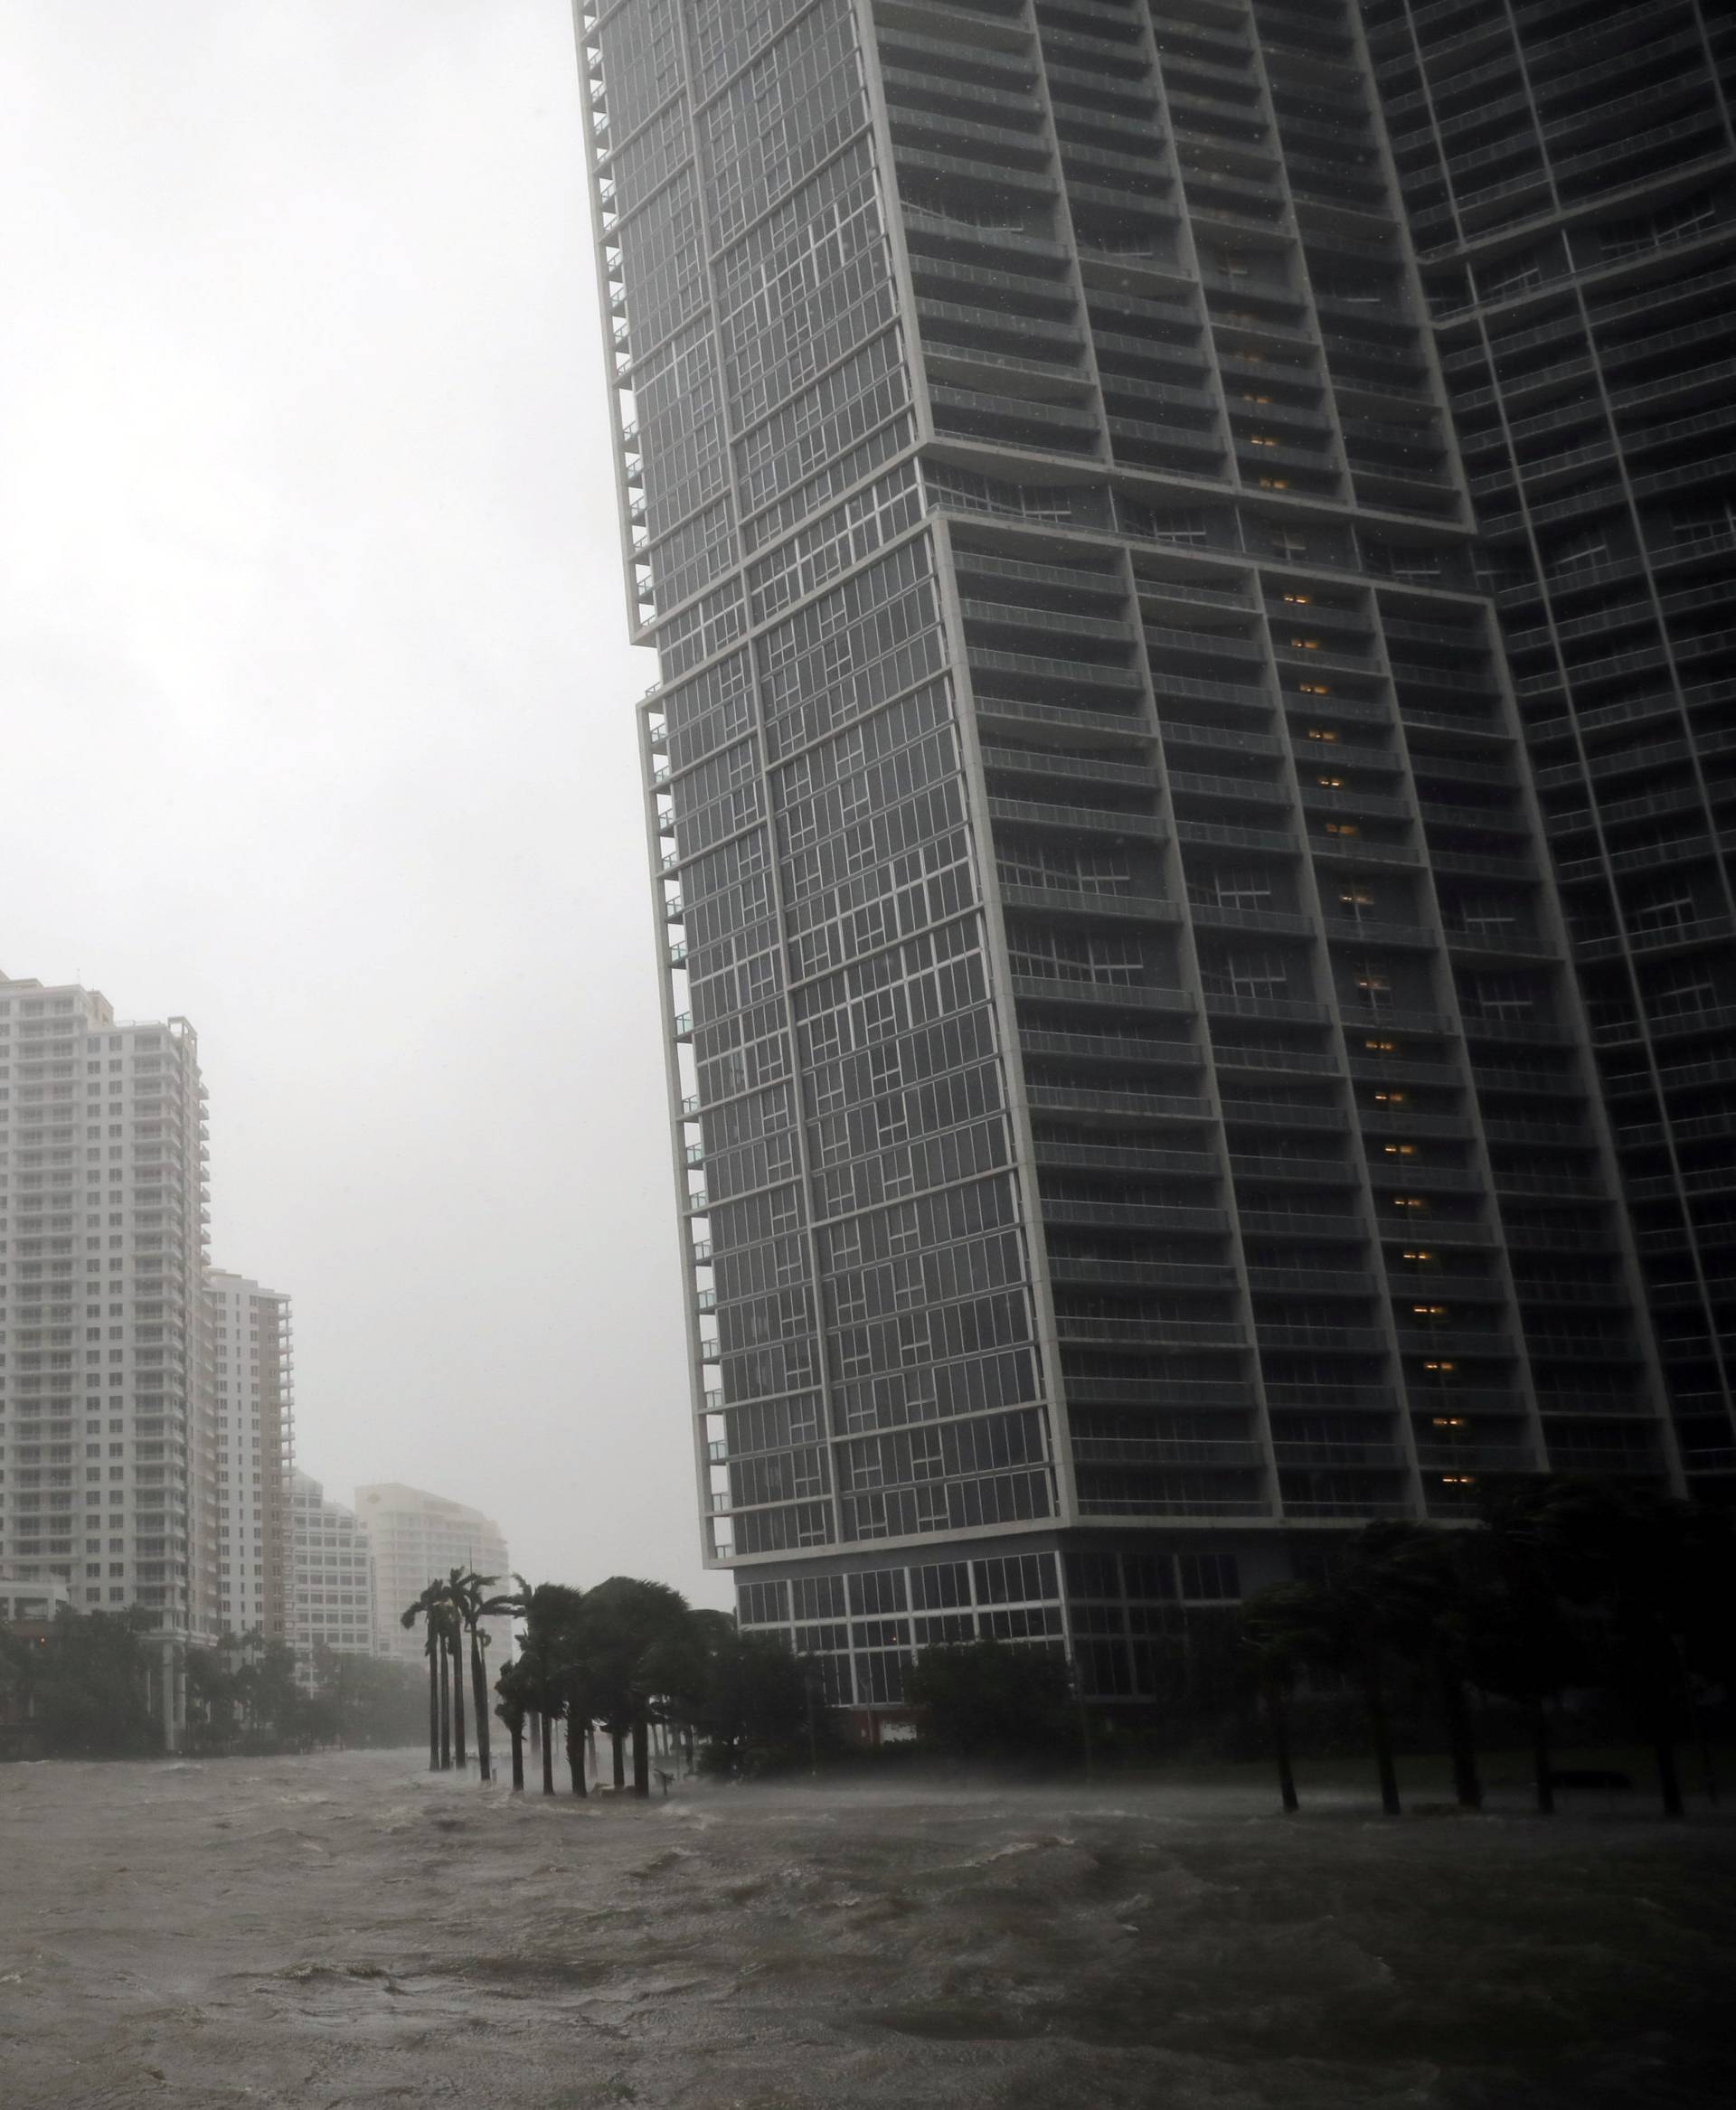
[0,973,214,1743]
[576,0,1694,1720]
[205,1269,295,1641]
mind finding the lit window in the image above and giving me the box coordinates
[1292,637,1321,650]
[1402,1248,1433,1264]
[1259,477,1290,490]
[1383,1142,1417,1157]
[1423,1359,1456,1374]
[1365,1037,1397,1054]
[1318,774,1345,789]
[1325,820,1359,837]
[1412,1304,1448,1318]
[1307,727,1338,742]
[1282,593,1311,605]
[1392,1195,1429,1213]
[1375,1090,1408,1106]
[1431,1415,1466,1428]
[1440,1474,1477,1486]
[1299,682,1330,695]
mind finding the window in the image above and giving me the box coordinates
[1207,869,1273,910]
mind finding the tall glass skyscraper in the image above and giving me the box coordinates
[575,0,1709,1721]
[1362,0,1735,1492]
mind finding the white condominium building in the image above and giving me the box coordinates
[289,1470,376,1678]
[205,1269,295,1642]
[357,1481,513,1666]
[0,972,214,1741]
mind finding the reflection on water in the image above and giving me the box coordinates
[2,1749,1732,2106]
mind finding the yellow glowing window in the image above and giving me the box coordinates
[1282,593,1311,605]
[1375,1090,1409,1106]
[1383,1143,1416,1158]
[1250,434,1278,446]
[1440,1474,1477,1486]
[1393,1195,1430,1213]
[1341,888,1373,907]
[1325,820,1360,836]
[1307,727,1338,742]
[1259,476,1290,490]
[1365,1037,1397,1053]
[1299,682,1330,695]
[1431,1415,1467,1428]
[1402,1248,1432,1263]
[1318,774,1345,789]
[1423,1359,1456,1373]
[1412,1304,1448,1318]
[1244,392,1272,404]
[1292,637,1321,650]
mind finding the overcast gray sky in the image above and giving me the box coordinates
[0,2,725,1605]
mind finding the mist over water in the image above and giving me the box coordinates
[3,1751,1731,2108]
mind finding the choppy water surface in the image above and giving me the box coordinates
[3,1751,1732,2108]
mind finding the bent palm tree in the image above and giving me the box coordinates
[401,1582,446,1773]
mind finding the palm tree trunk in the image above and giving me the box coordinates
[611,1729,626,1790]
[1438,1661,1483,1811]
[509,1724,524,1792]
[469,1628,490,1784]
[1529,1695,1554,1815]
[1360,1652,1401,1816]
[438,1643,451,1769]
[632,1716,650,1798]
[1263,1680,1299,1813]
[566,1718,587,1795]
[450,1630,467,1768]
[1654,1729,1684,1817]
[427,1644,439,1773]
[541,1710,555,1795]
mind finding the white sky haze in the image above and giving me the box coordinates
[0,2,725,1603]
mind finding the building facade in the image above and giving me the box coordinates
[357,1482,514,1666]
[0,972,214,1739]
[205,1269,295,1641]
[288,1470,378,1678]
[1360,0,1736,1486]
[576,0,1707,1717]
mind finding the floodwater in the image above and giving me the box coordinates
[3,1751,1732,2108]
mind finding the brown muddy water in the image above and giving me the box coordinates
[2,1749,1733,2107]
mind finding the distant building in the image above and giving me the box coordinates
[288,1470,377,1681]
[205,1270,295,1642]
[357,1482,514,1666]
[0,973,213,1744]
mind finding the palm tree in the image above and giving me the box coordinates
[504,1579,584,1795]
[1244,1568,1402,1816]
[495,1655,532,1791]
[401,1583,446,1772]
[427,1571,469,1770]
[576,1577,691,1797]
[1237,1597,1304,1813]
[1353,1521,1485,1812]
[448,1569,502,1784]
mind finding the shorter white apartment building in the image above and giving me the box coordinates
[289,1471,377,1677]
